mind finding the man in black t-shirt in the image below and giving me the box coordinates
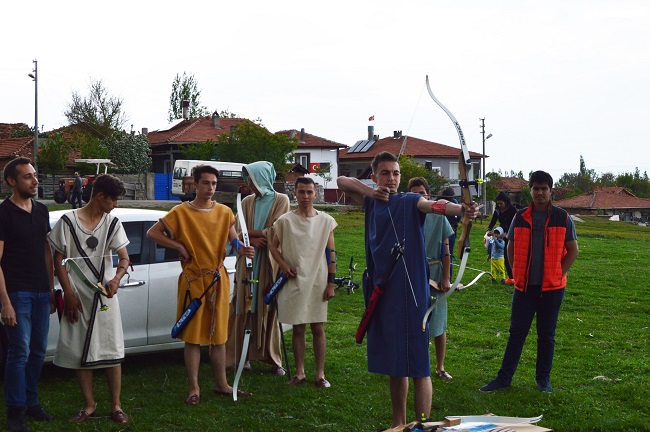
[0,157,55,432]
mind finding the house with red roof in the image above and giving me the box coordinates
[339,129,484,192]
[276,128,347,193]
[554,187,650,221]
[146,114,246,173]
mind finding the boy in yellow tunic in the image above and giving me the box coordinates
[147,165,254,405]
[270,177,337,388]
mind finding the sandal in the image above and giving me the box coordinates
[436,370,453,380]
[184,394,200,405]
[287,376,307,386]
[69,404,97,423]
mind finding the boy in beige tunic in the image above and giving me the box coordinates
[270,178,337,388]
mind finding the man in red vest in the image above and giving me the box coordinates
[480,170,578,393]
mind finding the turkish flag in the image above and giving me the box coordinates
[310,163,321,173]
[369,115,375,121]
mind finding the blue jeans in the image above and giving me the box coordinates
[72,190,83,209]
[3,291,50,409]
[496,285,565,385]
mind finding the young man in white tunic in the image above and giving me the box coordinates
[48,174,131,424]
[269,178,337,388]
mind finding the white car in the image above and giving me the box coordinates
[36,208,236,362]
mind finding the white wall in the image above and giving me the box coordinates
[296,148,339,189]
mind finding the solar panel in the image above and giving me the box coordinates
[348,140,376,153]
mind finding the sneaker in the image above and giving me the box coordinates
[6,409,30,432]
[500,279,506,285]
[25,404,53,421]
[505,278,515,285]
[537,380,553,392]
[491,279,497,284]
[315,377,331,388]
[479,378,510,392]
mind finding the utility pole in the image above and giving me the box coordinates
[28,59,38,176]
[479,118,492,213]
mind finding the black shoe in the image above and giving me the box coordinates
[479,378,510,392]
[6,409,31,432]
[26,404,53,421]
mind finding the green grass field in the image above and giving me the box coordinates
[21,206,650,431]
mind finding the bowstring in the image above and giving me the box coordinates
[386,199,418,308]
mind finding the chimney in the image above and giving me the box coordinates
[182,100,190,120]
[141,127,148,135]
[373,134,379,141]
[300,128,305,143]
[393,130,402,139]
[368,125,374,141]
[211,111,220,128]
[289,130,297,139]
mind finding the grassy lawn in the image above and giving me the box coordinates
[24,205,650,431]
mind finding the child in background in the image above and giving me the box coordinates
[490,227,507,284]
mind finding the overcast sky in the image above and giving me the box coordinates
[2,0,648,183]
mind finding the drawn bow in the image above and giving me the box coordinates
[422,76,486,329]
[232,191,256,401]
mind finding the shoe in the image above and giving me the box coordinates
[315,377,331,388]
[500,279,506,285]
[537,380,553,392]
[213,388,252,398]
[25,404,53,421]
[436,370,453,380]
[271,364,287,376]
[491,279,497,284]
[243,361,252,371]
[111,409,130,424]
[505,278,515,285]
[184,394,200,405]
[6,409,30,432]
[69,405,97,423]
[479,378,510,392]
[287,376,307,386]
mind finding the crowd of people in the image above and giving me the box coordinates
[0,154,578,431]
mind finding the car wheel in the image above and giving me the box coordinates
[53,190,67,204]
[67,191,74,205]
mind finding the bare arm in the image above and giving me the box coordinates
[268,231,297,278]
[104,247,130,298]
[146,220,191,263]
[416,196,479,218]
[337,176,392,205]
[562,240,579,275]
[54,250,82,324]
[228,225,254,259]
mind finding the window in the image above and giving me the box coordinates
[154,238,180,264]
[295,153,310,168]
[449,162,459,180]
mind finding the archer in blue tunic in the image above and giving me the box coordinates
[337,151,479,428]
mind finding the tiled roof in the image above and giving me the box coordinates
[276,129,346,149]
[0,123,29,140]
[0,137,34,159]
[554,187,650,209]
[147,117,248,146]
[338,135,483,160]
[491,177,528,193]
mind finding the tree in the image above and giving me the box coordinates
[103,131,152,174]
[38,133,69,190]
[64,79,128,139]
[215,121,298,176]
[314,164,333,189]
[178,139,218,161]
[397,155,446,194]
[616,168,650,198]
[168,72,209,122]
[485,171,502,202]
